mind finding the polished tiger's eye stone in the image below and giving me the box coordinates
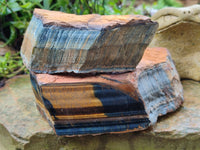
[21,8,158,74]
[150,5,200,81]
[30,47,183,136]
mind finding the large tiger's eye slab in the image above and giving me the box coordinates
[21,8,158,74]
[30,47,183,136]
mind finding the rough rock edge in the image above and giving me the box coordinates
[34,8,157,30]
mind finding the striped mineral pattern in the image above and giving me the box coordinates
[21,8,158,74]
[30,47,183,136]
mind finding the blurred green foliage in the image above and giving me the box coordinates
[153,0,182,9]
[0,52,26,78]
[104,0,141,15]
[104,0,182,15]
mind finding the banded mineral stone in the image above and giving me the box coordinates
[21,8,158,74]
[30,47,183,136]
[150,5,200,81]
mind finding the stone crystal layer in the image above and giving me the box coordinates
[30,47,183,136]
[21,8,158,74]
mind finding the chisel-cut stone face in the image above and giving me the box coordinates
[21,8,158,74]
[150,5,200,81]
[30,47,183,136]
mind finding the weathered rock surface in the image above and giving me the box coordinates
[0,76,199,150]
[150,5,200,81]
[30,47,183,136]
[21,8,158,74]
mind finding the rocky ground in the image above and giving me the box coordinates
[0,75,199,150]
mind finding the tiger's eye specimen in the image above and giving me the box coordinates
[30,47,183,136]
[150,5,200,81]
[21,8,158,74]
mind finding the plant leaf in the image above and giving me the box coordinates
[21,2,34,9]
[0,5,7,15]
[6,2,22,14]
[43,0,52,10]
[10,21,27,29]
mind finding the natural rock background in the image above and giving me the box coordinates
[0,75,200,150]
[150,5,200,81]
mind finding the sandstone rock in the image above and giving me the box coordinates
[148,80,200,139]
[150,5,200,81]
[0,75,54,150]
[30,47,183,136]
[21,8,158,74]
[0,76,199,150]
